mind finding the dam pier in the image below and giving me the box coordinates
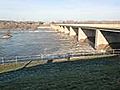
[51,24,120,52]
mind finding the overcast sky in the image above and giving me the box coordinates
[0,0,120,21]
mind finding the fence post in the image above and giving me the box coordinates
[2,57,4,65]
[16,56,18,64]
[119,49,120,55]
[67,53,70,61]
[113,49,115,55]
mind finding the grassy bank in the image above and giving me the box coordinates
[0,54,115,73]
[0,60,47,73]
[0,56,120,90]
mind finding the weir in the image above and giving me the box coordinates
[51,24,120,52]
[64,26,70,34]
[96,30,120,50]
[78,28,96,48]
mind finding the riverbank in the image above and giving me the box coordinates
[0,20,44,30]
[0,55,120,90]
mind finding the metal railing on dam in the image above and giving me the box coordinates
[0,49,120,65]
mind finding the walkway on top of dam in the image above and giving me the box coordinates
[58,24,120,32]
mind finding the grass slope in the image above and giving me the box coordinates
[0,56,120,90]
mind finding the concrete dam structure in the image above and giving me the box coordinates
[51,24,120,52]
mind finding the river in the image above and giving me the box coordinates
[0,29,94,58]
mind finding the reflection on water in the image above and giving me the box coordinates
[0,29,94,58]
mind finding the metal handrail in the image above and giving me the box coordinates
[106,49,120,54]
[0,50,120,65]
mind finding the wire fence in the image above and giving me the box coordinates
[0,49,120,65]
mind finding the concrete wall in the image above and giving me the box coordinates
[78,28,95,43]
[59,26,65,33]
[95,30,120,50]
[78,28,87,42]
[100,31,120,49]
[64,26,70,34]
[101,31,120,43]
[69,27,77,36]
[95,30,109,50]
[78,28,96,49]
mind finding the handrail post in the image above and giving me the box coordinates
[67,53,70,61]
[113,49,115,55]
[16,56,18,64]
[119,49,120,55]
[2,57,4,65]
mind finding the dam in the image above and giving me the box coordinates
[51,24,120,52]
[0,25,120,63]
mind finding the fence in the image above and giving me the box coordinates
[107,49,120,54]
[0,49,120,65]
